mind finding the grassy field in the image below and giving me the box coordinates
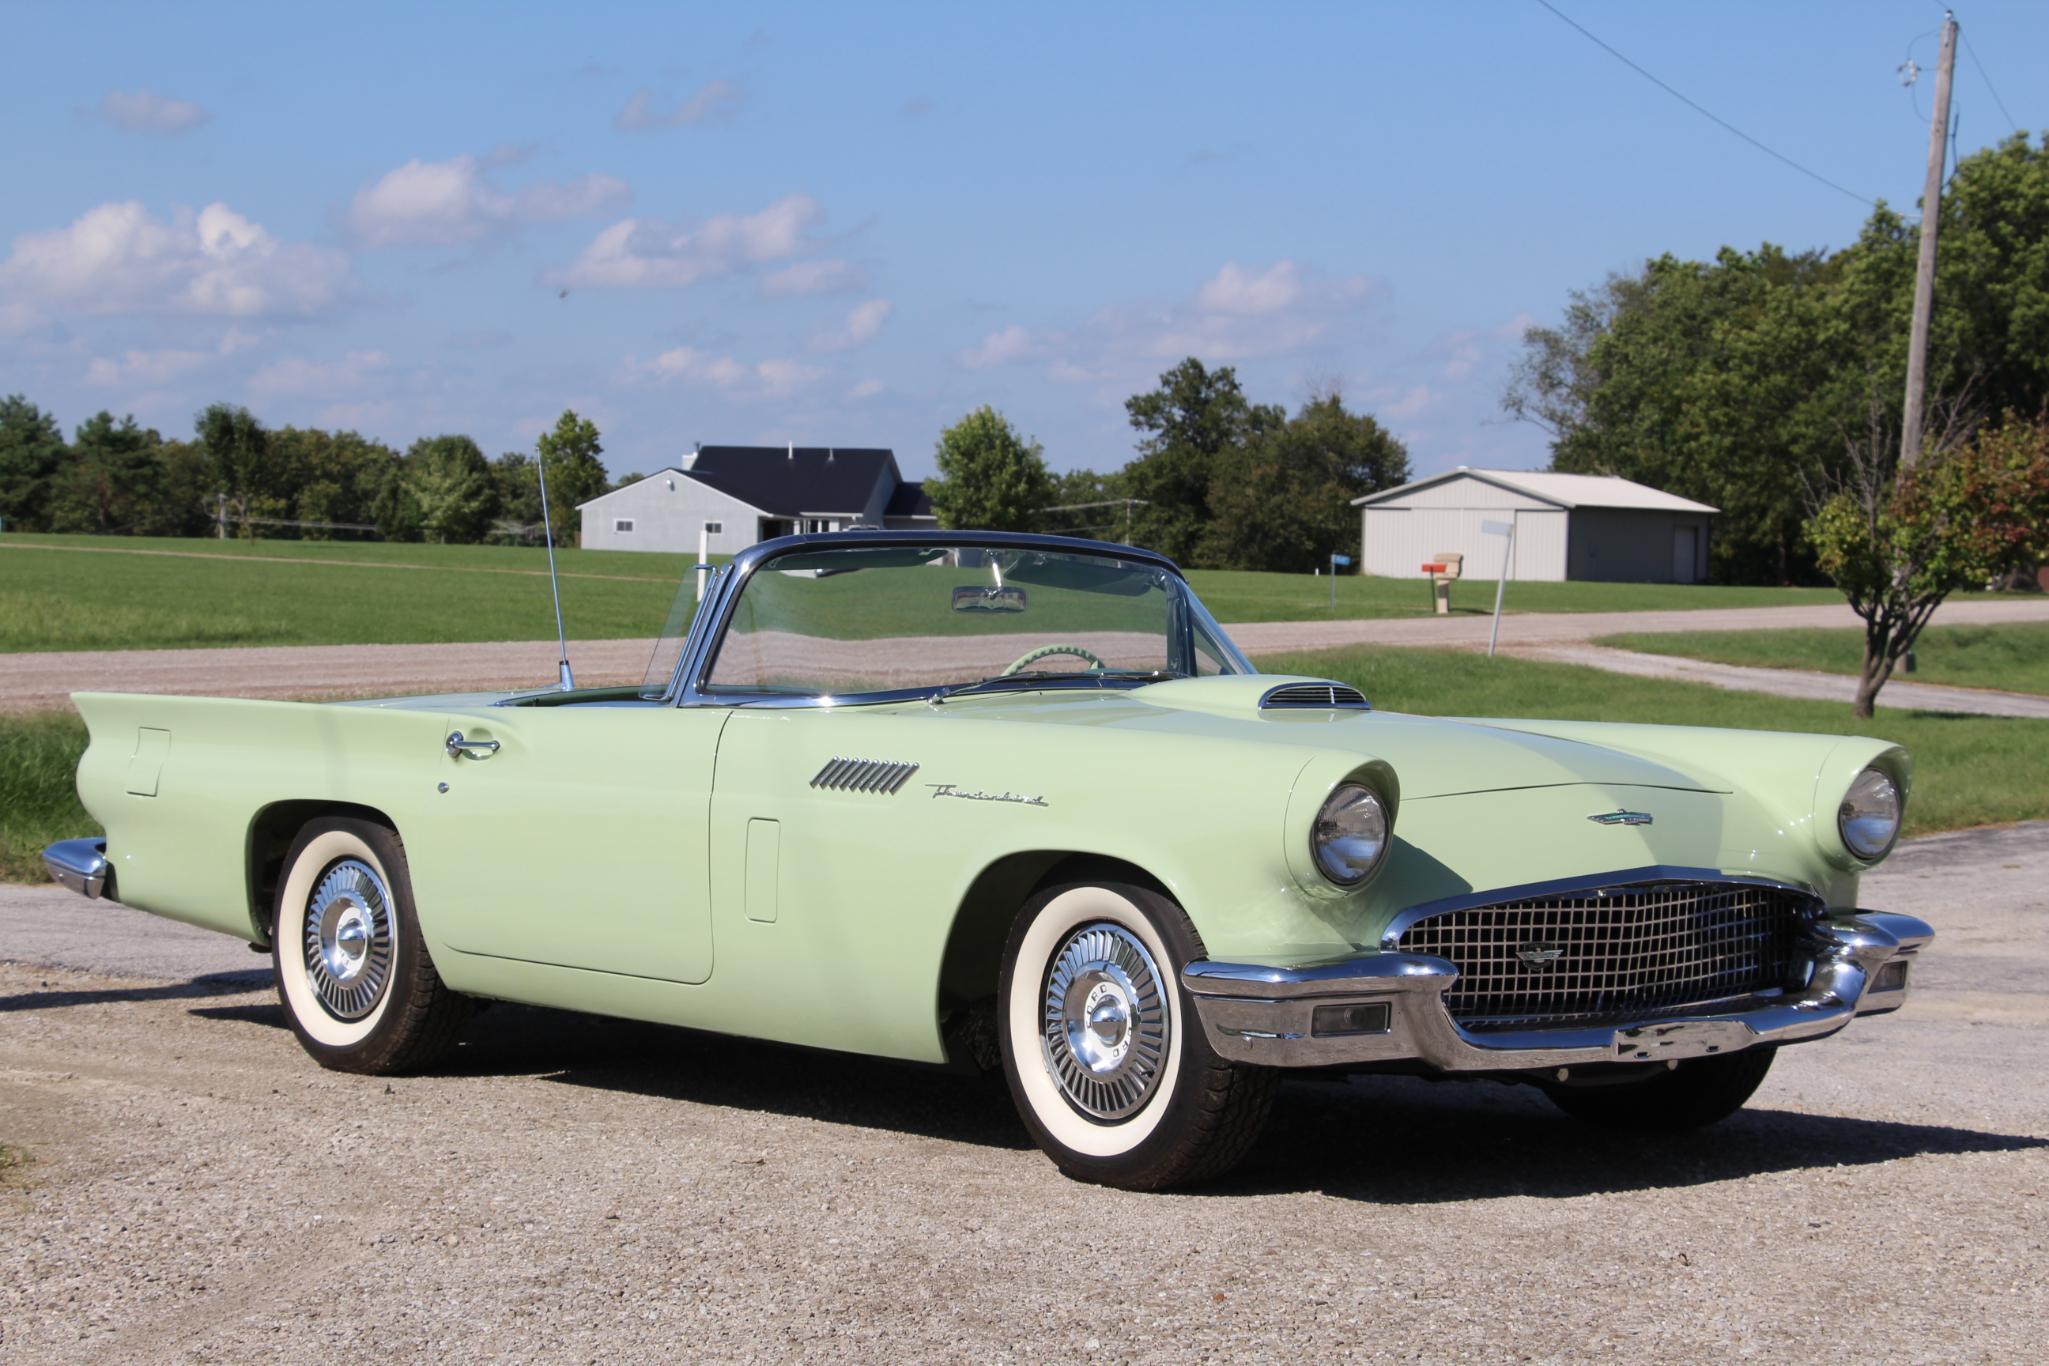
[1598,622,2049,697]
[8,642,2042,882]
[0,532,1856,653]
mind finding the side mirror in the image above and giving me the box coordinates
[952,585,1028,614]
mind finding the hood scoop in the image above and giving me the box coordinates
[1259,681,1370,711]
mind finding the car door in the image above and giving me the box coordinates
[408,703,729,984]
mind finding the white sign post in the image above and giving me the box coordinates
[1482,518,1515,658]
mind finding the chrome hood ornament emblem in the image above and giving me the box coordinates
[1588,809,1653,827]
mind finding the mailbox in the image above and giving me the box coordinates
[1423,552,1463,615]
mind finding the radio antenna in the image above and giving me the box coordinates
[534,451,576,691]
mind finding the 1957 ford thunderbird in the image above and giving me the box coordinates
[44,530,1931,1189]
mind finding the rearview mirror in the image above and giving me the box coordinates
[952,585,1028,614]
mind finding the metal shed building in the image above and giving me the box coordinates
[1351,468,1719,583]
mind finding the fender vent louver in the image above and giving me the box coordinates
[810,757,921,794]
[1259,682,1371,711]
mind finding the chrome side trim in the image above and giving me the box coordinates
[1376,866,1822,949]
[1182,910,1933,1070]
[42,838,112,900]
[810,757,920,794]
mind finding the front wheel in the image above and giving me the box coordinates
[272,816,470,1075]
[998,879,1275,1190]
[1544,1047,1777,1131]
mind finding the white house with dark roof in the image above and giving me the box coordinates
[576,445,936,555]
[1351,467,1719,583]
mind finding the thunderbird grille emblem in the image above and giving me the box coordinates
[1517,942,1565,967]
[1588,809,1653,827]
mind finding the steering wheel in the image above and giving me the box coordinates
[1000,644,1109,676]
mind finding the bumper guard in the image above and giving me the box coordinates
[1182,911,1933,1071]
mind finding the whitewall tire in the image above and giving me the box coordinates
[998,878,1275,1189]
[272,817,469,1074]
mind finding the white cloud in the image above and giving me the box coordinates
[1196,261,1305,315]
[94,89,209,134]
[0,201,349,326]
[561,194,822,289]
[760,258,863,297]
[615,81,742,130]
[847,377,884,399]
[248,350,389,398]
[85,346,210,388]
[809,298,891,352]
[347,155,630,247]
[1382,385,1436,420]
[959,324,1040,369]
[633,346,822,400]
[84,329,255,388]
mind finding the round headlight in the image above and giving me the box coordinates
[1839,767,1902,861]
[1312,783,1389,886]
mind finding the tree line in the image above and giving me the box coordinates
[1505,132,2049,586]
[925,358,1412,573]
[0,398,616,546]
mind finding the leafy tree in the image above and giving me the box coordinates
[270,428,398,537]
[0,395,67,531]
[1038,466,1134,539]
[1811,409,2049,716]
[1201,392,1410,572]
[139,439,213,537]
[1123,359,1281,564]
[405,434,497,543]
[194,403,271,537]
[50,412,162,533]
[534,410,607,546]
[925,405,1053,532]
[488,452,545,542]
[1505,247,1843,581]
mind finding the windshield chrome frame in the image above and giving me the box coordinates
[655,529,1251,709]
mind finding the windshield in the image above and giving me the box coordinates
[685,543,1248,702]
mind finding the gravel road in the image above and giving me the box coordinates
[2,824,2044,1361]
[6,597,2046,712]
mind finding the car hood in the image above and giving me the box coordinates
[931,675,1723,800]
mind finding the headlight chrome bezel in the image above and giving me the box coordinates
[1838,765,1904,863]
[1311,782,1391,887]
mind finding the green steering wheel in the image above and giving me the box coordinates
[1000,643,1109,676]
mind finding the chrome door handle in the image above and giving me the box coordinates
[445,730,500,760]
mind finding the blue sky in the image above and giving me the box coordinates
[3,1,2040,483]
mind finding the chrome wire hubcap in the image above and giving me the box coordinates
[1040,922,1170,1121]
[303,858,394,1021]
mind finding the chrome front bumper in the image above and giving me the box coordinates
[42,838,113,900]
[1182,912,1933,1072]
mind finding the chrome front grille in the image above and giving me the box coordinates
[1394,880,1815,1030]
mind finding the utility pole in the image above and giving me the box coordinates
[1899,10,1957,472]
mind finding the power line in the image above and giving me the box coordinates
[1956,25,2019,134]
[1531,0,1879,209]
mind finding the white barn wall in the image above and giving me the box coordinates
[578,473,768,555]
[1360,504,1568,581]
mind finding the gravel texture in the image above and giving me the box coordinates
[1,824,2045,1361]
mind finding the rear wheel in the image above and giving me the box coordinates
[1544,1047,1777,1131]
[272,816,470,1074]
[998,879,1275,1190]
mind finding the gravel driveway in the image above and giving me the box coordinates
[2,825,2044,1361]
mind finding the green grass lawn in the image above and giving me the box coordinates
[8,642,2041,882]
[1596,622,2049,697]
[2,532,1857,653]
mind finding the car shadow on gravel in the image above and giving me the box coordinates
[158,989,2047,1193]
[1215,1074,2049,1202]
[0,969,269,1013]
[186,995,1037,1151]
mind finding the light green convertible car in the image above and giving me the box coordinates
[45,531,1931,1189]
